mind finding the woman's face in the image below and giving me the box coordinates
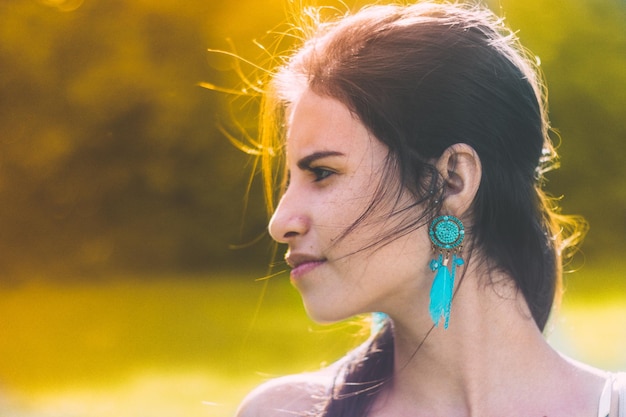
[268,89,432,323]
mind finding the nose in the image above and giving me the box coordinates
[268,192,311,244]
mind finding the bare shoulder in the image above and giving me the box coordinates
[235,370,335,417]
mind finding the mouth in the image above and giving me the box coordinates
[285,253,326,279]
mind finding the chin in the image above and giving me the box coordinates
[303,303,353,325]
[303,300,367,325]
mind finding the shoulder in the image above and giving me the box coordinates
[235,370,335,417]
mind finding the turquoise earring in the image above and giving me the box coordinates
[428,215,465,329]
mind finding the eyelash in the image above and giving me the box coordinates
[310,167,334,182]
[284,166,335,189]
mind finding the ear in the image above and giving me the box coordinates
[435,143,482,217]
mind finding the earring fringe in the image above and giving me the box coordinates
[429,253,463,329]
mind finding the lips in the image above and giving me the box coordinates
[285,253,326,279]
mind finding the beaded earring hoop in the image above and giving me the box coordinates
[428,215,465,329]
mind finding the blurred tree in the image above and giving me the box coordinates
[0,0,273,279]
[498,0,626,261]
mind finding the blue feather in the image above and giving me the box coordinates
[429,254,461,329]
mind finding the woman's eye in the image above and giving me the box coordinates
[311,167,334,182]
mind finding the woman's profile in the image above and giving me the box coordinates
[224,1,625,416]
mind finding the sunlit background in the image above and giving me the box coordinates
[0,0,624,416]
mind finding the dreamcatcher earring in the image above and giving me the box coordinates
[428,215,465,329]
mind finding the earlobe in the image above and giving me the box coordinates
[436,143,482,216]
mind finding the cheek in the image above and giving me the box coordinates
[321,168,410,254]
[335,201,432,274]
[320,187,374,233]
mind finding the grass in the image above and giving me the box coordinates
[0,267,624,417]
[0,272,367,417]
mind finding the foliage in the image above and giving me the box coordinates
[0,0,623,280]
[497,0,626,259]
[0,0,275,277]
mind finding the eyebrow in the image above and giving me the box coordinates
[296,151,345,170]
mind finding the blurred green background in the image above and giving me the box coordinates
[0,0,624,416]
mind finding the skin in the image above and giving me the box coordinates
[236,90,612,417]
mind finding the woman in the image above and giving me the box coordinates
[234,2,625,416]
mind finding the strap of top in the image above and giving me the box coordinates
[600,376,613,417]
[600,372,626,417]
[616,373,626,417]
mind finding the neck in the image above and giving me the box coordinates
[377,269,601,417]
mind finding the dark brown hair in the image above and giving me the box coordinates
[257,2,586,415]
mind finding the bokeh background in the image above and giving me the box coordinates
[0,0,624,416]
